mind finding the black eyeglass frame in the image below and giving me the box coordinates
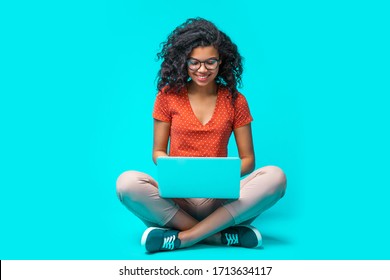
[186,58,221,71]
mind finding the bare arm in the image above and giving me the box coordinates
[152,119,171,164]
[233,123,255,176]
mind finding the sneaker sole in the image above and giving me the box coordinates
[239,225,263,248]
[140,227,167,247]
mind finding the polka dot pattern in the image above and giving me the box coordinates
[152,86,253,157]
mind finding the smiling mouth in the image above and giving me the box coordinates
[195,74,210,80]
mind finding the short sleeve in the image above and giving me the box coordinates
[152,92,171,122]
[233,93,253,129]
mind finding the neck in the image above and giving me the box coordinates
[187,81,218,96]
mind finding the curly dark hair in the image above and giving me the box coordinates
[156,18,243,100]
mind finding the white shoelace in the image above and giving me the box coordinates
[225,233,239,246]
[162,235,176,250]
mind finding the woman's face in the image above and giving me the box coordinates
[187,46,221,88]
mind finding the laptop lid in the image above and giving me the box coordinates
[157,157,241,199]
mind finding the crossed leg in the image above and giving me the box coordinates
[116,166,287,249]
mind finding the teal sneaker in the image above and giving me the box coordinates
[141,227,181,253]
[221,225,262,248]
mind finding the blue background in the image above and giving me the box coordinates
[1,0,389,260]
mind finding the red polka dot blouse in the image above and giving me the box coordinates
[152,86,253,157]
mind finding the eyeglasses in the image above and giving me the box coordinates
[186,58,220,71]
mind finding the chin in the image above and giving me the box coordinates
[193,81,211,87]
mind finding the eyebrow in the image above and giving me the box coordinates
[188,57,219,60]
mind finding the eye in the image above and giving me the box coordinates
[188,59,200,66]
[205,59,218,66]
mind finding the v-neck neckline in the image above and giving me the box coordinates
[185,87,220,127]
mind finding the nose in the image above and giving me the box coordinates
[197,62,208,72]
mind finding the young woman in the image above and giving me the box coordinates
[116,18,287,253]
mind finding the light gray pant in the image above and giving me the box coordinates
[116,166,287,227]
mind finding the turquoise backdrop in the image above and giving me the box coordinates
[1,0,389,259]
